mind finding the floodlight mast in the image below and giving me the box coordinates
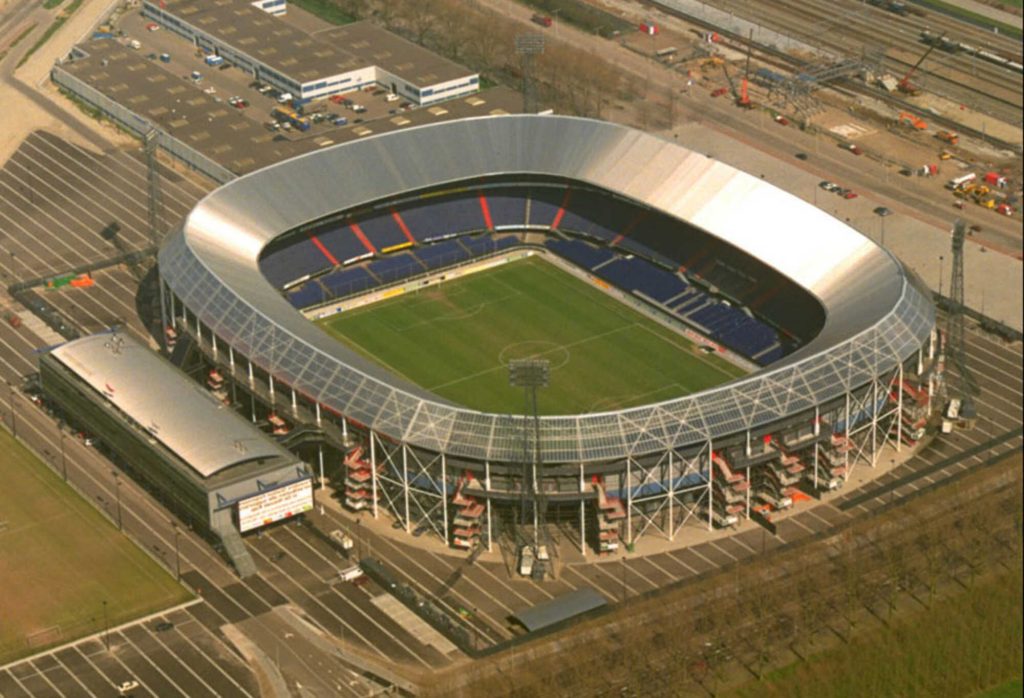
[515,34,545,114]
[508,359,549,560]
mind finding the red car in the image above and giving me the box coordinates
[844,191,859,199]
[710,87,728,98]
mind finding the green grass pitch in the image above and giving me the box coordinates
[318,256,746,414]
[0,429,191,663]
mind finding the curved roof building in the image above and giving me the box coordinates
[159,115,934,466]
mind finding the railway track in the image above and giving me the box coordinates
[644,0,1022,152]
[699,0,1022,126]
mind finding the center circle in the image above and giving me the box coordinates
[498,340,571,371]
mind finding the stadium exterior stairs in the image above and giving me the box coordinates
[168,332,195,368]
[212,508,257,578]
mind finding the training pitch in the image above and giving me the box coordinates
[0,430,191,663]
[318,256,745,414]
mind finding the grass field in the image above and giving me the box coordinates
[0,430,191,664]
[319,256,745,414]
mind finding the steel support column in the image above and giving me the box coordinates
[403,444,411,532]
[667,451,675,542]
[486,461,493,553]
[370,433,379,518]
[441,453,449,546]
[896,363,904,451]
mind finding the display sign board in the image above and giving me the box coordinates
[238,479,313,532]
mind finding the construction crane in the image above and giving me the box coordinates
[898,35,944,95]
[738,28,753,108]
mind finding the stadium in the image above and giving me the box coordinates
[157,115,938,557]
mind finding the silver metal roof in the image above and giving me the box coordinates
[49,332,298,478]
[513,587,608,632]
[159,115,935,463]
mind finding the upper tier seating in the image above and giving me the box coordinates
[260,239,332,288]
[556,190,637,242]
[352,211,409,250]
[528,187,567,226]
[484,188,529,228]
[316,225,374,261]
[397,195,486,241]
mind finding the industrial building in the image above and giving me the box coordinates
[39,332,313,577]
[141,0,480,104]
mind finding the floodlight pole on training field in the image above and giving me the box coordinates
[515,34,544,114]
[508,359,549,555]
[946,220,978,412]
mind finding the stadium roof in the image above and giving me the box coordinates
[512,588,608,632]
[159,115,935,463]
[48,332,298,478]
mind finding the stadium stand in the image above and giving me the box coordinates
[351,211,408,250]
[414,240,471,270]
[555,189,635,242]
[368,252,422,283]
[397,194,486,241]
[484,188,529,228]
[320,267,375,298]
[528,187,568,227]
[259,239,332,288]
[316,224,374,261]
[544,238,616,270]
[287,282,325,309]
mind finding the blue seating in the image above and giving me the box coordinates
[484,189,528,228]
[414,240,470,270]
[397,196,485,240]
[461,234,513,256]
[316,225,372,261]
[594,257,686,303]
[368,253,421,284]
[320,267,375,298]
[355,211,408,250]
[260,240,332,288]
[557,190,636,242]
[287,283,325,309]
[689,303,779,362]
[528,187,566,226]
[545,238,615,270]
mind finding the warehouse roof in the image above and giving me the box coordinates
[48,332,298,479]
[60,40,521,175]
[512,588,608,632]
[152,0,474,87]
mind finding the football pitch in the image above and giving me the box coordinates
[318,256,745,414]
[0,429,191,663]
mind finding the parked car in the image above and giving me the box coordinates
[710,87,728,97]
[819,180,838,191]
[843,190,859,199]
[873,206,892,217]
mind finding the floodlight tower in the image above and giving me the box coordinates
[946,220,978,416]
[508,358,549,557]
[515,34,545,114]
[145,129,165,248]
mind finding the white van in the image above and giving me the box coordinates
[518,545,534,577]
[277,92,294,104]
[946,172,976,190]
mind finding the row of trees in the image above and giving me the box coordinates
[426,457,1023,697]
[318,0,635,118]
